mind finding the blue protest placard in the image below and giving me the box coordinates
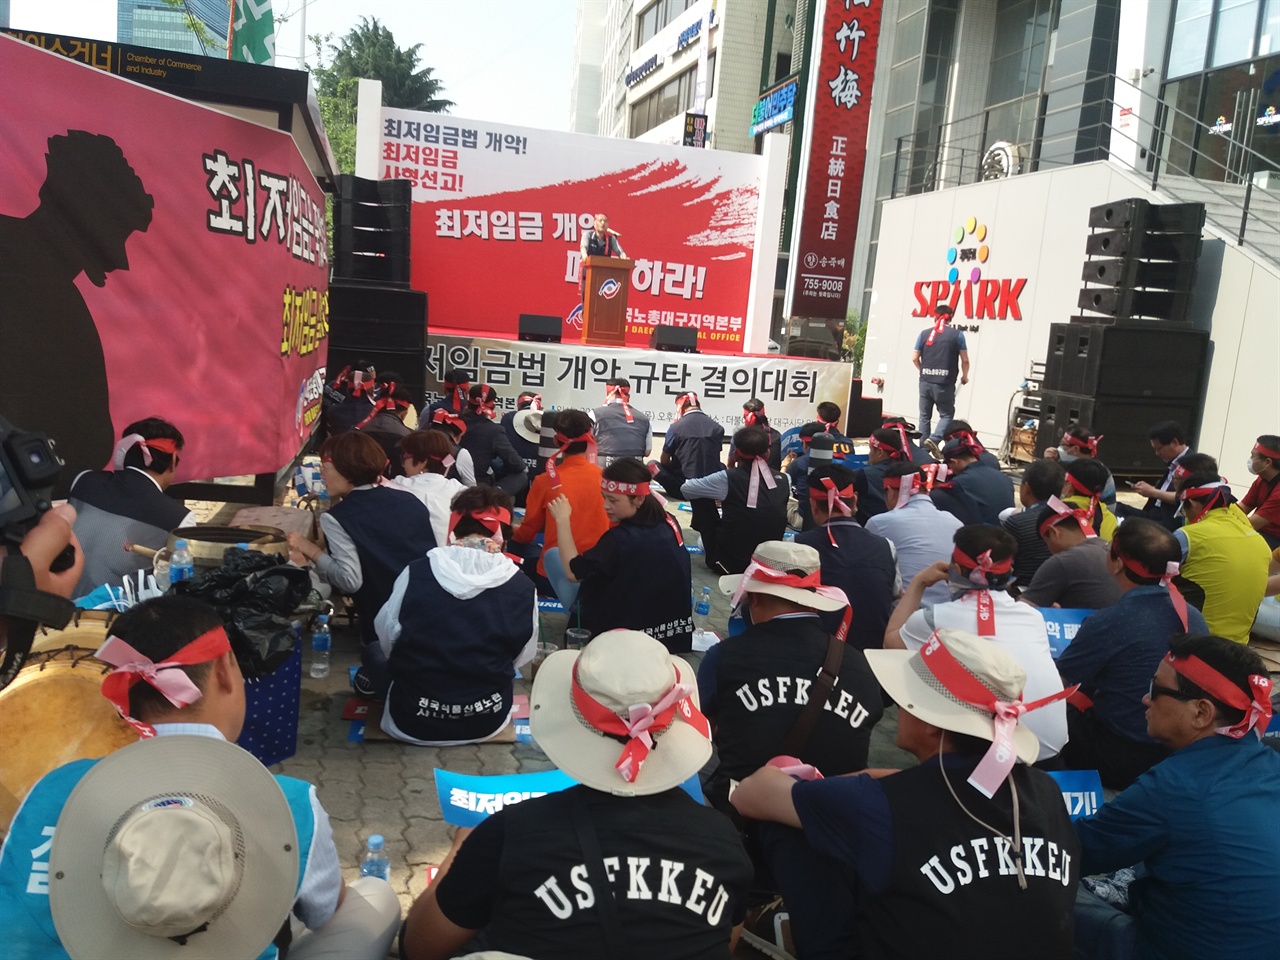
[1048,769,1104,820]
[1038,608,1094,658]
[434,767,706,826]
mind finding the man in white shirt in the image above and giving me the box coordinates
[884,524,1067,763]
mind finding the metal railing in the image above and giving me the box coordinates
[889,75,1280,260]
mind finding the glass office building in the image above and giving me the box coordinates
[117,0,229,57]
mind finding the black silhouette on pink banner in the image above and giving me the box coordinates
[0,131,154,485]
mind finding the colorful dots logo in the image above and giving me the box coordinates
[945,217,990,284]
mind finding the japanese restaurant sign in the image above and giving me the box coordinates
[784,0,883,320]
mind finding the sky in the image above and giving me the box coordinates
[7,0,579,131]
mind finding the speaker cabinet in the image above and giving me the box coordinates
[1042,322,1209,401]
[844,383,883,438]
[327,283,428,401]
[1034,392,1201,474]
[650,325,699,353]
[332,176,412,287]
[518,314,563,343]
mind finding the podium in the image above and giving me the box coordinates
[581,256,634,347]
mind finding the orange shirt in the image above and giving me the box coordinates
[512,456,610,575]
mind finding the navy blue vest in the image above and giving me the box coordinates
[795,520,897,651]
[387,558,535,741]
[918,326,964,384]
[718,465,788,574]
[326,486,436,644]
[663,411,725,482]
[576,519,694,653]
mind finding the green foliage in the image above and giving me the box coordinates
[844,310,867,376]
[317,17,453,112]
[161,0,227,56]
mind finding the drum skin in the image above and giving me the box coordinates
[0,612,137,834]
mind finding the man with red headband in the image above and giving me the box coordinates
[1073,634,1280,959]
[885,525,1068,764]
[460,384,528,498]
[940,435,1014,525]
[0,594,403,958]
[681,426,789,574]
[700,540,882,958]
[1240,433,1280,549]
[1056,518,1208,788]
[652,392,725,562]
[912,304,970,448]
[358,485,538,743]
[402,630,752,960]
[733,628,1078,959]
[869,461,965,608]
[1019,496,1122,610]
[420,367,472,423]
[1171,462,1270,643]
[589,377,652,464]
[738,398,782,470]
[68,417,195,598]
[852,425,913,523]
[1044,424,1117,507]
[796,463,899,651]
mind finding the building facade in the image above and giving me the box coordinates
[117,0,229,57]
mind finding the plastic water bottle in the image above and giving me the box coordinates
[169,539,194,586]
[309,615,331,679]
[360,834,390,881]
[694,586,712,632]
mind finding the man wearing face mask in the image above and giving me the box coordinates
[1240,435,1280,549]
[884,524,1067,765]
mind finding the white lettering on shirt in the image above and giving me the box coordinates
[685,867,714,915]
[627,856,652,900]
[533,876,574,919]
[570,864,595,909]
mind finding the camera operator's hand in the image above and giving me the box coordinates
[10,505,83,600]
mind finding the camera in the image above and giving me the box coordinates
[0,415,65,551]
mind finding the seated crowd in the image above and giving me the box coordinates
[12,382,1280,960]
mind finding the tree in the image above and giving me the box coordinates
[318,17,453,113]
[843,310,866,375]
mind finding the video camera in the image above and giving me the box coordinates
[0,415,70,568]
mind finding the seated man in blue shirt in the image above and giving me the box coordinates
[1073,634,1280,960]
[1057,518,1208,789]
[0,595,402,960]
[941,434,1014,525]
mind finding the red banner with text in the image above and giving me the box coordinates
[786,0,883,320]
[379,108,765,353]
[0,35,328,484]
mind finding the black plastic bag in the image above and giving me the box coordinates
[174,549,311,678]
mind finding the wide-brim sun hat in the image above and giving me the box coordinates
[718,540,848,613]
[514,408,543,445]
[49,735,299,959]
[530,629,711,797]
[864,629,1041,764]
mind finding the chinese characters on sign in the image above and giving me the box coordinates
[786,0,883,320]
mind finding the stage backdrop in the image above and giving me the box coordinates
[423,335,854,433]
[0,35,327,484]
[372,107,765,352]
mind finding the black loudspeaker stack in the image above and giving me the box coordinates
[327,284,429,403]
[1034,198,1209,475]
[332,175,412,286]
[650,325,699,353]
[518,314,563,343]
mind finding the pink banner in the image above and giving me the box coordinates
[0,35,328,485]
[379,109,764,353]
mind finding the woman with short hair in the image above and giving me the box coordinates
[393,430,470,547]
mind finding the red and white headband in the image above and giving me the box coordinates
[447,505,512,543]
[1039,495,1096,539]
[605,383,634,422]
[1166,652,1273,739]
[1062,432,1102,456]
[112,435,179,470]
[97,627,231,738]
[546,430,598,486]
[602,478,650,496]
[734,448,777,507]
[809,477,854,544]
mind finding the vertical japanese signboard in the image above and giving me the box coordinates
[784,0,883,320]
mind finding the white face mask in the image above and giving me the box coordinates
[1247,458,1261,476]
[1056,446,1078,463]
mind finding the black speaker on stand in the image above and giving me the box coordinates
[328,284,429,403]
[332,175,412,287]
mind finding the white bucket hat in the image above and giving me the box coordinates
[514,408,543,445]
[718,540,849,613]
[530,629,712,797]
[49,735,299,959]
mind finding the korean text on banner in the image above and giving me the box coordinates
[0,35,327,485]
[378,109,764,352]
[1039,608,1093,659]
[1047,769,1104,821]
[423,335,855,435]
[786,0,883,320]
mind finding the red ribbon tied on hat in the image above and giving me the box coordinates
[570,662,710,783]
[920,632,1078,797]
[1062,432,1102,456]
[97,627,232,738]
[730,560,852,643]
[447,506,512,544]
[809,477,853,546]
[545,430,599,487]
[605,383,634,423]
[1166,652,1273,739]
[734,451,777,508]
[111,435,179,470]
[1039,495,1096,539]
